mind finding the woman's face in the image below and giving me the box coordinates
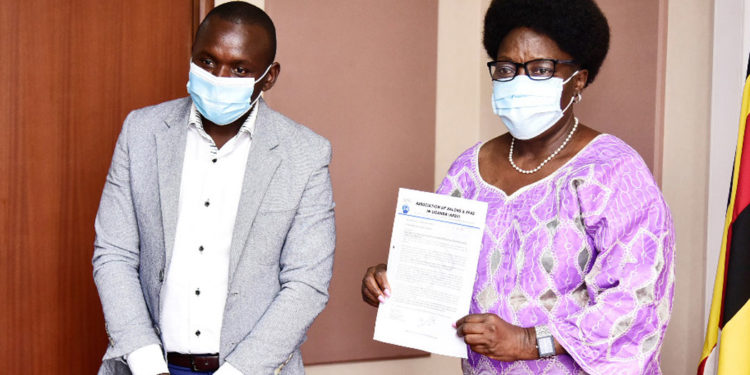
[495,27,586,111]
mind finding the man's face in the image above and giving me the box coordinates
[191,17,277,100]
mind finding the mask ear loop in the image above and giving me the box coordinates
[560,92,583,115]
[255,63,273,82]
[250,63,275,108]
[561,70,581,113]
[561,94,576,113]
[562,70,580,84]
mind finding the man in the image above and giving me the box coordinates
[92,2,335,374]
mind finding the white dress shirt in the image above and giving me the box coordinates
[127,104,257,375]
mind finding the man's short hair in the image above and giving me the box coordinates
[195,1,277,62]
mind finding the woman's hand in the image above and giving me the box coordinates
[455,313,537,362]
[361,263,391,307]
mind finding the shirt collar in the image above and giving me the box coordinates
[188,101,260,138]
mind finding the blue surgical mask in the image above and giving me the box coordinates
[491,71,578,140]
[186,62,272,125]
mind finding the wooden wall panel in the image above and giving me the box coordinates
[265,0,439,365]
[0,1,194,373]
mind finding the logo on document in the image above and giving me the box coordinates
[401,205,410,214]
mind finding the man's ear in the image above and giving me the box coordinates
[261,62,281,92]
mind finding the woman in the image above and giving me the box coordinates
[361,0,675,374]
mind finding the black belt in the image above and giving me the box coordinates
[167,352,220,372]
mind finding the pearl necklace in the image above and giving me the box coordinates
[508,117,579,174]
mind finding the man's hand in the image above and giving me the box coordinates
[454,313,537,362]
[361,263,390,307]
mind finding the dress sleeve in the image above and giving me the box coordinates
[435,144,479,197]
[436,173,456,195]
[548,153,676,375]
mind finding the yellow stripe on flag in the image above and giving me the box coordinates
[699,74,750,373]
[717,301,750,373]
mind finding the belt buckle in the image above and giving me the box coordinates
[190,356,200,372]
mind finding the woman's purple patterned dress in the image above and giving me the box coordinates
[437,135,675,375]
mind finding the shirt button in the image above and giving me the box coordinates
[198,245,204,252]
[195,330,201,337]
[195,289,200,296]
[204,201,210,207]
[212,158,217,163]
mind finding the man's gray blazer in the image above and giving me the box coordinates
[92,97,335,374]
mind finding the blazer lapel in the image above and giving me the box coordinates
[155,103,190,269]
[228,100,281,284]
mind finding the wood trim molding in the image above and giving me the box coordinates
[192,0,214,40]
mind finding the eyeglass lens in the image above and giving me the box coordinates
[490,60,556,81]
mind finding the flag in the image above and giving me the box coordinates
[698,54,750,374]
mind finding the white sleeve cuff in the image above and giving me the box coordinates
[125,344,169,375]
[214,362,244,375]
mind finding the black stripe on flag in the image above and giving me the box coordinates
[722,204,750,326]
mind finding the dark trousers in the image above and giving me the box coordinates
[167,363,214,375]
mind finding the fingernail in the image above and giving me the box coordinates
[452,322,457,328]
[384,288,391,297]
[378,295,386,304]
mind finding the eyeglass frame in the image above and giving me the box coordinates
[487,58,578,82]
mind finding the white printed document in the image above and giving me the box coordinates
[373,188,488,358]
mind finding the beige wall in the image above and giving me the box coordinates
[434,0,492,188]
[307,0,473,371]
[660,0,714,373]
[307,355,458,375]
[264,0,438,366]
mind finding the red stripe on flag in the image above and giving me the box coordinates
[731,112,750,219]
[698,357,708,375]
[697,358,707,375]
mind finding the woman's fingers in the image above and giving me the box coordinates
[364,264,386,295]
[361,263,389,307]
[462,333,490,345]
[456,322,487,337]
[455,313,526,362]
[465,341,489,354]
[455,313,488,329]
[361,280,381,307]
[372,264,391,296]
